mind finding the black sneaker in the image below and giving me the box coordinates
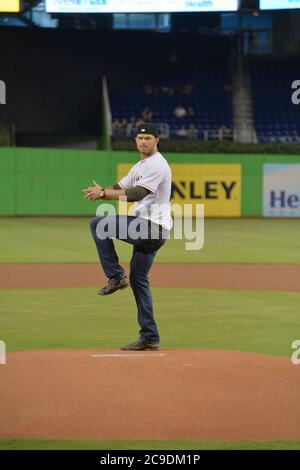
[120,338,160,351]
[98,275,129,296]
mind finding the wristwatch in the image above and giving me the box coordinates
[98,189,105,199]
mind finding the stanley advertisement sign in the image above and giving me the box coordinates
[117,163,241,217]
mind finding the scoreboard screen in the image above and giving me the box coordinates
[46,0,239,14]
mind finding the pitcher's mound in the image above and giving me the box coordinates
[0,349,299,441]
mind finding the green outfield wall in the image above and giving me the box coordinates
[0,147,300,217]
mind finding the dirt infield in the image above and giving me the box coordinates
[0,349,299,441]
[1,263,300,291]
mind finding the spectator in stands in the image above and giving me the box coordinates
[142,107,154,121]
[112,118,122,138]
[187,106,195,117]
[187,124,198,140]
[126,116,136,138]
[177,82,195,95]
[182,82,195,95]
[161,85,174,96]
[144,84,159,95]
[145,84,154,95]
[174,105,187,118]
[135,116,144,127]
[176,126,188,138]
[120,118,128,137]
[176,126,187,139]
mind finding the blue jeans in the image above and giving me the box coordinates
[89,215,168,344]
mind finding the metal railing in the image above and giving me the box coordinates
[259,135,300,144]
[202,128,257,143]
[111,122,170,140]
[170,128,258,143]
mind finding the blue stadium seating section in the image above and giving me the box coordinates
[250,60,300,143]
[110,67,233,139]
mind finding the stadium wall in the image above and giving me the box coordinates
[0,148,300,217]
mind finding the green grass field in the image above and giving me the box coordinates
[1,439,300,450]
[1,217,300,264]
[1,217,299,451]
[0,287,299,356]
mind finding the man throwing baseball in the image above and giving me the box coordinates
[82,123,172,351]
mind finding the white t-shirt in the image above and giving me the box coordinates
[118,152,173,231]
